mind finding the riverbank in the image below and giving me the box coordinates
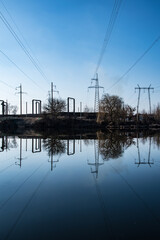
[0,113,160,134]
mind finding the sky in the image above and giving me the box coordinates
[0,0,160,113]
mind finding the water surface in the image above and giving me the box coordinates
[0,132,160,240]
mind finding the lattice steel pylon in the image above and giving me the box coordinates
[88,73,104,112]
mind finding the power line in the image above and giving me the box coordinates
[0,0,44,74]
[109,163,160,224]
[0,49,44,91]
[107,35,160,91]
[94,0,122,76]
[154,85,160,89]
[0,78,14,89]
[0,10,50,84]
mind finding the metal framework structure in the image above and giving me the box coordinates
[135,85,154,117]
[88,73,104,112]
[0,100,8,115]
[32,138,41,153]
[67,97,75,114]
[32,99,42,114]
[0,136,8,152]
[67,139,75,155]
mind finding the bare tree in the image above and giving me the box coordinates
[97,94,123,123]
[97,94,135,124]
[153,103,160,121]
[83,105,93,112]
[43,98,66,115]
[8,104,18,115]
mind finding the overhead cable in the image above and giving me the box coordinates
[107,35,160,91]
[94,0,122,76]
[0,10,50,84]
[0,78,14,89]
[0,0,44,72]
[0,49,44,92]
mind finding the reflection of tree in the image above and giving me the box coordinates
[8,137,18,149]
[43,138,66,156]
[97,132,135,160]
[152,134,160,149]
[0,136,18,151]
[83,139,94,146]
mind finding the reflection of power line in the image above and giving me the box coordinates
[0,162,44,211]
[135,137,154,167]
[5,170,50,240]
[0,162,15,174]
[91,173,114,239]
[110,163,160,224]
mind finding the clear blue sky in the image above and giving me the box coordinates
[0,0,160,113]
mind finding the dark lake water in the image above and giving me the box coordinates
[0,132,160,240]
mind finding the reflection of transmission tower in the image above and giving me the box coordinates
[48,154,59,171]
[135,137,154,167]
[88,139,104,178]
[15,139,27,168]
[88,73,104,112]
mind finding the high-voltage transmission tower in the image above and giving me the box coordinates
[135,84,154,117]
[88,73,104,112]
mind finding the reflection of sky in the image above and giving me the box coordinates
[0,1,160,113]
[0,136,160,238]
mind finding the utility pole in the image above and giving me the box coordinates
[15,84,27,115]
[26,102,28,115]
[51,82,53,104]
[15,138,26,168]
[88,73,104,112]
[6,100,8,115]
[80,102,82,118]
[135,85,154,121]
